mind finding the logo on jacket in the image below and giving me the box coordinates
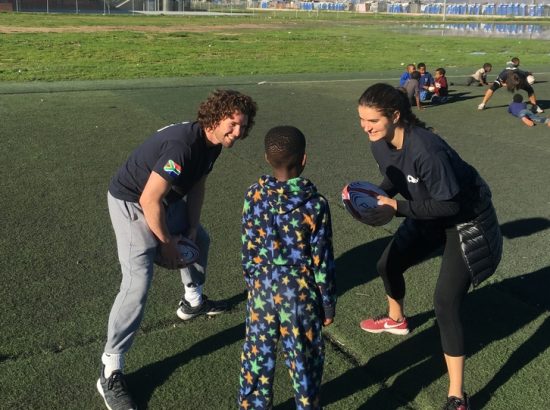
[407,175,419,184]
[163,160,182,177]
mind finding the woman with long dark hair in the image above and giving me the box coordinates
[356,83,502,410]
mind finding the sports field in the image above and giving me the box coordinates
[1,14,550,410]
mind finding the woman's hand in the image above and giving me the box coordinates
[359,196,396,226]
[376,195,397,210]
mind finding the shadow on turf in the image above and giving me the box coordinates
[472,266,550,409]
[421,91,480,110]
[295,265,550,409]
[500,217,550,239]
[127,222,550,409]
[127,292,246,408]
[127,321,246,409]
[449,91,479,103]
[536,99,549,110]
[333,236,393,296]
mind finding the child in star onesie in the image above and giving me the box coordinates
[238,126,336,410]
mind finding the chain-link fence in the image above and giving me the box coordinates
[0,0,548,16]
[1,0,249,13]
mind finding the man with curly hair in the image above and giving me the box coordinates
[97,89,257,410]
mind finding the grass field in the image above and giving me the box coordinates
[1,12,550,81]
[1,12,550,410]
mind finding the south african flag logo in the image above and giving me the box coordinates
[163,160,182,177]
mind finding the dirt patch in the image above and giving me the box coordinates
[0,23,274,34]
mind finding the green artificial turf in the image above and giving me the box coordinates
[1,67,550,409]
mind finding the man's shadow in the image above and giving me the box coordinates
[127,292,247,408]
[127,322,245,409]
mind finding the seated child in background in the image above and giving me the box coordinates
[431,67,449,105]
[238,126,337,410]
[505,57,534,78]
[506,58,520,71]
[399,64,416,87]
[508,94,550,127]
[418,62,435,102]
[402,70,422,110]
[466,63,492,86]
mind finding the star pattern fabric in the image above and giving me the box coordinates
[238,176,336,410]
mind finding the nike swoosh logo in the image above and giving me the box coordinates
[384,322,403,329]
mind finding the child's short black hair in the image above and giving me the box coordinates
[410,70,421,80]
[483,63,492,71]
[417,62,427,69]
[264,126,306,169]
[513,93,523,103]
[436,67,446,76]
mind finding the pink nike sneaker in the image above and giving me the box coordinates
[360,314,410,335]
[443,393,471,410]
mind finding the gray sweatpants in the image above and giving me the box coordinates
[104,191,210,354]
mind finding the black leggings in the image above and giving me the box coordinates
[377,219,471,356]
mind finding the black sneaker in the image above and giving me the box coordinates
[96,366,137,410]
[176,295,227,320]
[443,393,470,410]
[534,105,544,114]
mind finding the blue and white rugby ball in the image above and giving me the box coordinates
[341,181,388,221]
[155,237,200,269]
[177,237,200,266]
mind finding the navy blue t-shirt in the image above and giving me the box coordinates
[109,122,222,203]
[496,68,528,83]
[371,126,483,221]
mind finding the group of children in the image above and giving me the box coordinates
[399,62,449,109]
[471,57,548,128]
[399,57,548,128]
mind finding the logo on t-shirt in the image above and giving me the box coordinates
[407,175,419,184]
[163,160,182,177]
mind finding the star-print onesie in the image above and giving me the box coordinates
[238,175,336,410]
